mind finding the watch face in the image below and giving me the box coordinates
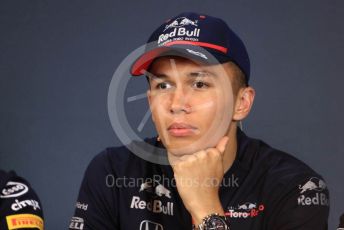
[206,216,228,230]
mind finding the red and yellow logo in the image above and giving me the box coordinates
[6,214,43,230]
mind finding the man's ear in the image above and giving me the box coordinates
[232,86,255,121]
[147,89,151,106]
[146,89,155,122]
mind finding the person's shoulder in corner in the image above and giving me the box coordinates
[0,170,44,230]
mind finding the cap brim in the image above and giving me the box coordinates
[130,45,232,76]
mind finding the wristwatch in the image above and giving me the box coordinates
[194,213,230,230]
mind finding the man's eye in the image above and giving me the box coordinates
[192,81,209,89]
[156,82,172,90]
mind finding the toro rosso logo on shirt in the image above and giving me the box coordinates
[130,179,174,216]
[0,181,29,198]
[226,202,265,218]
[297,177,329,206]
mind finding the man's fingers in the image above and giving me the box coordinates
[216,136,229,154]
[171,153,198,170]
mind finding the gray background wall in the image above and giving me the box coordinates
[0,0,343,229]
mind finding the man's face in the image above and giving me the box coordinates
[147,56,235,156]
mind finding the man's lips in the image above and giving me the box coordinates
[167,122,197,137]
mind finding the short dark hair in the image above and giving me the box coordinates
[224,61,248,96]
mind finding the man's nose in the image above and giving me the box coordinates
[169,88,191,114]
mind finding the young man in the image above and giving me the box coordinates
[70,12,329,229]
[0,170,44,230]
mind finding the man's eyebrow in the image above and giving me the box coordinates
[187,70,218,78]
[146,70,217,81]
[146,73,168,81]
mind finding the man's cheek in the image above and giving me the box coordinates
[193,99,215,112]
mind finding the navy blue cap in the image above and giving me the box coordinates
[130,12,250,84]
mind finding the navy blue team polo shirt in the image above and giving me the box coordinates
[70,129,329,230]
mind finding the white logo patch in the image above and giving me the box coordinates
[140,220,164,230]
[0,181,29,198]
[69,216,84,230]
[158,28,201,45]
[11,199,40,211]
[158,17,200,46]
[130,196,174,216]
[164,17,198,31]
[75,202,88,211]
[186,49,208,59]
[226,202,265,219]
[297,177,329,206]
[139,181,171,199]
[237,202,257,210]
[130,179,174,216]
[299,177,326,194]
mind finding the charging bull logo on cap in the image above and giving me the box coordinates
[158,17,201,45]
[164,17,198,31]
[299,177,326,194]
[130,12,251,83]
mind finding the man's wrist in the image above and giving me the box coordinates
[193,213,229,230]
[191,205,225,225]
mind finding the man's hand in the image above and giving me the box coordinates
[171,136,229,225]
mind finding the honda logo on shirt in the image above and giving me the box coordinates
[139,220,163,230]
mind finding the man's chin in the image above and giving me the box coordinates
[167,144,205,157]
[169,150,195,158]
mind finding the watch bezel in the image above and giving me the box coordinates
[202,213,229,230]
